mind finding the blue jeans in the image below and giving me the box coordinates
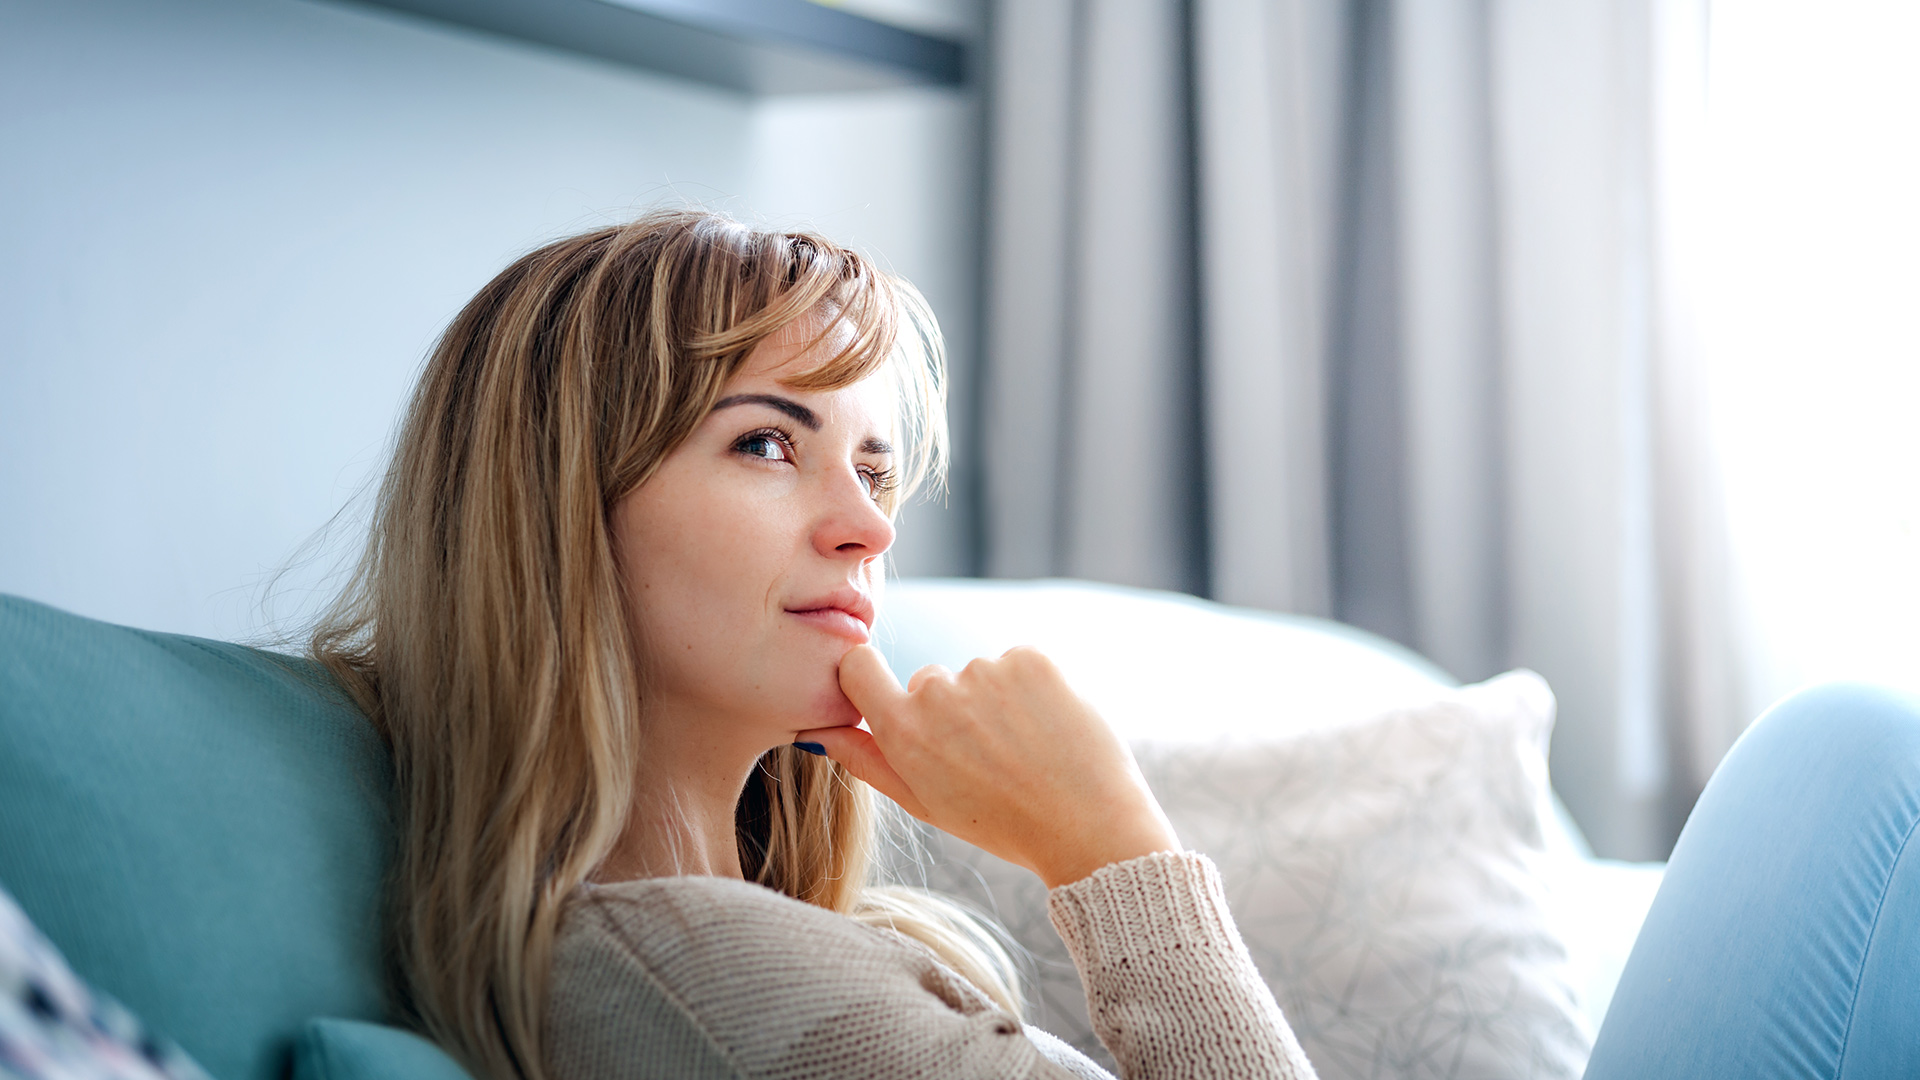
[1585,683,1920,1079]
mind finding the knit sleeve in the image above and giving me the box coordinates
[545,875,1097,1080]
[1048,851,1319,1080]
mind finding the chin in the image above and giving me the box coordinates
[743,665,862,739]
[768,646,866,731]
[797,688,863,731]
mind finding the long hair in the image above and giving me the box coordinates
[310,210,1015,1080]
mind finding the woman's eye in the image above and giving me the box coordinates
[860,466,899,502]
[735,430,792,462]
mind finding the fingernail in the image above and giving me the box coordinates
[793,741,827,756]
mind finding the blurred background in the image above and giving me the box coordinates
[1,0,1914,860]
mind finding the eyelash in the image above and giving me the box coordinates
[732,427,897,502]
[863,465,900,501]
[734,427,796,463]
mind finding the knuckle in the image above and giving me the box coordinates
[1004,645,1054,675]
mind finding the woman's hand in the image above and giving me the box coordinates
[795,644,1180,889]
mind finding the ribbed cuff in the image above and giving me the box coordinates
[1044,851,1318,1080]
[1046,850,1239,972]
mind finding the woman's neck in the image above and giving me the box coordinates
[594,703,769,883]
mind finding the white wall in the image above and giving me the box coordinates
[0,0,982,641]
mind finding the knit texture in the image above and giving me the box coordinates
[546,851,1317,1079]
[1049,853,1317,1079]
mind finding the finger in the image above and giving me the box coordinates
[837,645,910,728]
[793,726,930,820]
[906,662,953,694]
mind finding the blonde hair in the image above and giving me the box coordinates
[311,209,1017,1080]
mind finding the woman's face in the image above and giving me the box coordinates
[611,319,899,750]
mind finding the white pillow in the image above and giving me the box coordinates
[903,670,1592,1080]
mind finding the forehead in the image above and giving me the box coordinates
[730,319,899,434]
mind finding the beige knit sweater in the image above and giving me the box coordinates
[546,851,1318,1080]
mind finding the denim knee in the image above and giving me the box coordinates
[1586,682,1920,1080]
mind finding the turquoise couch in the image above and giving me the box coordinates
[0,592,459,1080]
[0,581,1657,1080]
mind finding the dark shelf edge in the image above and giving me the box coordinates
[344,0,968,94]
[601,0,966,83]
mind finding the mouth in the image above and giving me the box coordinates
[784,588,876,644]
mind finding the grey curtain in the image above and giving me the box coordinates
[977,0,1741,860]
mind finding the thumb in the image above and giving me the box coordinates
[837,644,909,732]
[793,726,930,821]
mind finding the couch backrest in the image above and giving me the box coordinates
[879,578,1457,743]
[0,578,1465,1080]
[0,595,394,1080]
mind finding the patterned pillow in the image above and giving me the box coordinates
[904,670,1591,1080]
[0,883,210,1080]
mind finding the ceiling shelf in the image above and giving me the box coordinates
[347,0,968,94]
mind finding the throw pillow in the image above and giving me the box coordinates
[291,1019,476,1080]
[0,882,210,1080]
[904,670,1591,1080]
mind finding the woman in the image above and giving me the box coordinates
[314,210,1920,1080]
[312,210,1314,1080]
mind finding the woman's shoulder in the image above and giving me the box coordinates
[547,878,1040,1080]
[560,874,882,961]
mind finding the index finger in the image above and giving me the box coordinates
[837,644,909,729]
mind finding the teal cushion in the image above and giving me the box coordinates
[291,1019,472,1080]
[0,595,397,1080]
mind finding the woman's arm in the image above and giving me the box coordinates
[548,863,1315,1080]
[1050,852,1316,1079]
[799,645,1318,1079]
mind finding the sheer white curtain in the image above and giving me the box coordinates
[1698,3,1920,708]
[979,0,1732,858]
[1490,0,1733,858]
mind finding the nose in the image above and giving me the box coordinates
[812,469,896,561]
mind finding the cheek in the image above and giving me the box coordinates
[624,490,782,661]
[617,477,854,723]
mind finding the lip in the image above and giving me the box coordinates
[784,587,876,644]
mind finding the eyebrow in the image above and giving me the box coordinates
[712,393,820,431]
[712,393,897,457]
